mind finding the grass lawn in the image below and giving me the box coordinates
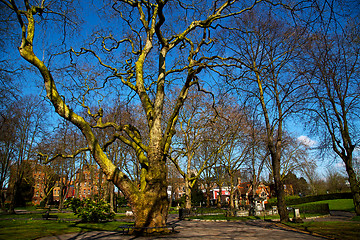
[0,212,78,220]
[290,198,354,212]
[0,219,133,240]
[314,199,354,212]
[0,209,134,240]
[284,220,360,240]
[284,199,358,240]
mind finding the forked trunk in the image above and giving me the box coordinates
[123,141,170,235]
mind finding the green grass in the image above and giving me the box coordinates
[291,198,354,212]
[314,199,354,212]
[284,221,360,240]
[283,198,357,240]
[0,219,133,240]
[0,212,78,220]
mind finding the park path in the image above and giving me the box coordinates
[37,215,326,240]
[304,210,356,222]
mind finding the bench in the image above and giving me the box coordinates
[118,224,176,234]
[42,213,58,220]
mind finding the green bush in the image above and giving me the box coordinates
[65,197,114,223]
[194,207,227,214]
[65,198,82,214]
[117,196,128,207]
[293,203,330,215]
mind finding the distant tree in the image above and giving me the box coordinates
[299,25,360,215]
[222,9,307,222]
[0,105,17,209]
[325,169,350,194]
[170,91,227,210]
[198,138,219,208]
[6,96,47,212]
[283,172,310,196]
[42,120,84,210]
[218,101,253,210]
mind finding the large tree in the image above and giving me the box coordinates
[300,28,360,215]
[221,9,307,222]
[1,0,276,232]
[5,95,47,212]
[170,90,228,210]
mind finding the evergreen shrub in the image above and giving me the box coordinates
[65,197,114,222]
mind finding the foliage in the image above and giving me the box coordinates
[287,193,353,205]
[65,197,114,223]
[116,196,128,207]
[191,188,206,207]
[283,172,310,196]
[292,203,330,215]
[267,195,300,207]
[65,198,82,214]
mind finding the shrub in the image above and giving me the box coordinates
[294,203,330,215]
[65,197,114,223]
[117,196,128,207]
[65,198,82,214]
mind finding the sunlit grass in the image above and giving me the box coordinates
[0,219,133,240]
[284,221,360,240]
[314,199,354,212]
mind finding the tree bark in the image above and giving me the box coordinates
[271,151,289,222]
[126,154,169,233]
[343,155,360,215]
[185,185,192,210]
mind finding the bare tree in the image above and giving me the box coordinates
[6,95,47,212]
[245,108,269,212]
[0,104,17,209]
[299,27,360,215]
[215,99,253,210]
[220,9,308,221]
[1,0,277,231]
[170,91,226,210]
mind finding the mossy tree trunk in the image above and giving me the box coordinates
[5,0,268,232]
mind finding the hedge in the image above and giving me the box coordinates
[268,192,352,207]
[292,203,330,215]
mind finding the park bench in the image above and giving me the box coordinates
[118,224,176,235]
[42,212,58,220]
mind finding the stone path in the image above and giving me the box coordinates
[37,217,326,240]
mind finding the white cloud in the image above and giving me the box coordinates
[335,162,345,168]
[297,135,317,147]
